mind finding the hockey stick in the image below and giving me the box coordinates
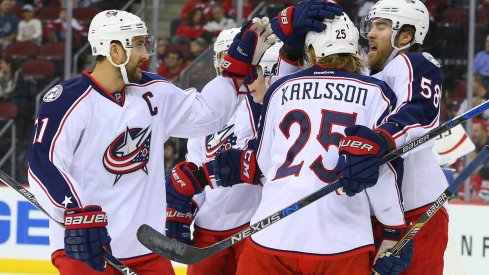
[137,99,489,265]
[389,145,489,255]
[0,169,138,275]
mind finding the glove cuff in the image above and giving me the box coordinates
[338,136,382,156]
[277,7,294,37]
[221,55,252,79]
[240,149,258,184]
[64,207,108,229]
[166,207,194,225]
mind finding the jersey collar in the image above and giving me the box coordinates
[82,71,126,107]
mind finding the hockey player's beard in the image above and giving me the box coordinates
[126,64,142,83]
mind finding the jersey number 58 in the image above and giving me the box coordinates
[420,77,441,108]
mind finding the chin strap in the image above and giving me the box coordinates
[106,48,132,84]
[381,37,413,70]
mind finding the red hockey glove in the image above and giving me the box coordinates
[166,161,212,212]
[222,23,275,79]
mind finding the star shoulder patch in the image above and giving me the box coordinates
[43,85,63,102]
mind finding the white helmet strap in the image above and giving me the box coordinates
[107,48,132,84]
[382,31,412,69]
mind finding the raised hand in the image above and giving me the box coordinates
[271,0,343,49]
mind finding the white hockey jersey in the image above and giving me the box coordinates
[28,71,242,259]
[187,58,302,232]
[188,96,262,231]
[252,65,403,257]
[373,52,449,212]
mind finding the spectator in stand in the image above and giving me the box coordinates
[0,56,32,148]
[458,79,489,121]
[164,140,177,177]
[180,0,216,20]
[0,0,19,48]
[469,120,489,202]
[0,57,30,103]
[204,4,236,35]
[155,36,168,69]
[157,48,187,80]
[474,34,489,88]
[188,37,207,61]
[176,7,212,42]
[16,4,42,45]
[45,8,86,48]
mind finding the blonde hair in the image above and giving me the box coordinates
[307,45,367,74]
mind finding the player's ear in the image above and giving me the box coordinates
[397,28,414,48]
[109,42,125,64]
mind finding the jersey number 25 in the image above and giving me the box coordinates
[274,109,356,183]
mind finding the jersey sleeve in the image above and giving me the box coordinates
[28,85,89,222]
[374,53,443,149]
[158,76,244,138]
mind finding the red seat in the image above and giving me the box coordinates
[39,42,65,60]
[21,60,55,81]
[0,102,18,119]
[4,41,39,60]
[38,7,61,22]
[74,7,101,25]
[439,7,468,32]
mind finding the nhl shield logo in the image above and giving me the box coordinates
[43,85,63,102]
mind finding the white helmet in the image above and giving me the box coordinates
[88,10,155,83]
[360,0,429,47]
[213,28,240,74]
[305,13,359,59]
[259,41,282,77]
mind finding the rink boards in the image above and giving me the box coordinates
[0,186,488,274]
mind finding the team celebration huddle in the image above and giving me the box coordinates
[25,0,461,274]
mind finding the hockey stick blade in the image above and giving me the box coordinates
[0,169,138,275]
[139,100,489,264]
[138,224,221,264]
[390,145,489,255]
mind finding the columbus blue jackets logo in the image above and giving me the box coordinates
[106,10,118,17]
[205,124,237,159]
[103,126,151,184]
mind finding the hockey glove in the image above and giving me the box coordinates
[166,202,195,245]
[214,148,261,187]
[222,24,275,79]
[166,161,212,212]
[64,205,111,272]
[271,1,343,49]
[335,125,388,197]
[372,224,414,275]
[373,240,414,275]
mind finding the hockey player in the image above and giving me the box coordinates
[231,13,404,275]
[27,10,275,275]
[337,0,449,274]
[165,27,269,275]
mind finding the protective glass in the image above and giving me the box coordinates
[359,17,392,39]
[131,34,156,55]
